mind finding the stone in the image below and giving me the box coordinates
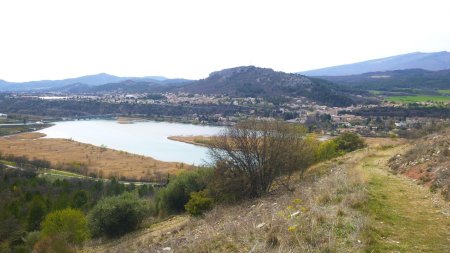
[256,222,266,229]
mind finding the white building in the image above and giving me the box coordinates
[0,113,7,119]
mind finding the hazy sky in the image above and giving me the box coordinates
[1,0,449,82]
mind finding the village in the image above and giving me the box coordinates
[3,92,448,138]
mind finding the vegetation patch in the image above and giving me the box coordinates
[385,95,450,103]
[359,148,450,252]
[438,89,450,94]
[0,132,188,181]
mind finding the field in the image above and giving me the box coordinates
[385,95,450,103]
[438,89,450,94]
[0,132,190,181]
[369,90,383,95]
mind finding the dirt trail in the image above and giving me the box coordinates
[357,145,450,252]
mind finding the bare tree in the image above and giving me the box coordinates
[208,120,315,198]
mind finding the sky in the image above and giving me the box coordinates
[0,0,449,82]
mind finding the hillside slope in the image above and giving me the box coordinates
[300,51,450,76]
[389,129,450,200]
[177,66,359,106]
[82,138,450,252]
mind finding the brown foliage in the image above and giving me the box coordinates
[208,120,314,198]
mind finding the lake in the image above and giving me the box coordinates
[38,120,222,165]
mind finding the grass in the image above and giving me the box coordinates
[81,138,449,252]
[0,123,52,136]
[168,135,214,147]
[357,147,450,252]
[0,160,17,166]
[0,132,190,181]
[369,90,383,95]
[82,140,390,253]
[39,168,86,178]
[385,95,450,103]
[438,89,450,94]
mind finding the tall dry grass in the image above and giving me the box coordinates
[0,132,189,181]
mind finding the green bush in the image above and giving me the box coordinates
[41,208,89,245]
[316,139,340,161]
[155,168,212,216]
[334,132,366,152]
[315,132,366,162]
[185,191,214,216]
[87,192,149,237]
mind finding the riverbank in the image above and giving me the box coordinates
[0,123,52,137]
[0,132,191,182]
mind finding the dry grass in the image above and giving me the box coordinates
[364,137,406,148]
[83,149,373,253]
[0,132,190,181]
[80,136,449,252]
[167,135,213,147]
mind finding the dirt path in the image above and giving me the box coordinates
[357,146,450,252]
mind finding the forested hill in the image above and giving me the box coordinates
[316,69,450,91]
[176,66,364,107]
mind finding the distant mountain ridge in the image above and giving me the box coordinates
[0,73,191,91]
[300,51,450,76]
[54,80,189,94]
[318,69,450,91]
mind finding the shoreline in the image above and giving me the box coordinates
[167,135,213,147]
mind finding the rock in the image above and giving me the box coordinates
[290,211,301,218]
[256,222,266,229]
[163,247,172,251]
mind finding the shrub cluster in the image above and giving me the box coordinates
[316,132,366,161]
[87,192,149,237]
[154,168,212,216]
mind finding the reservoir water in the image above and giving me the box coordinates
[38,120,222,165]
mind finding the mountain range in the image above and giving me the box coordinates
[0,73,190,92]
[300,51,450,76]
[1,51,450,105]
[317,69,450,91]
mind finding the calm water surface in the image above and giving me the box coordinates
[38,120,222,165]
